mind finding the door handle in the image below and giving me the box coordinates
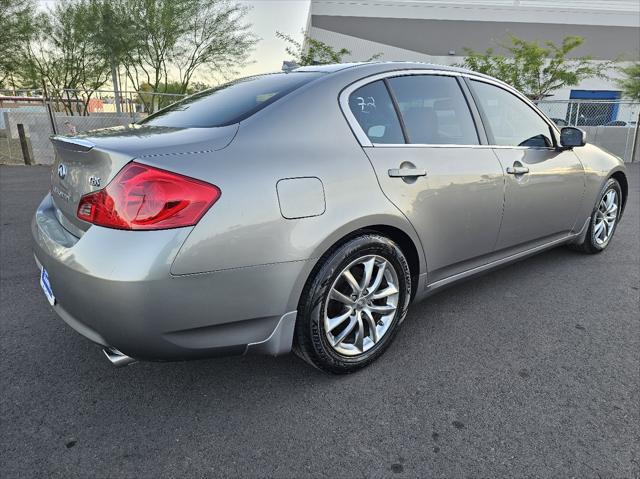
[388,168,427,178]
[506,165,530,175]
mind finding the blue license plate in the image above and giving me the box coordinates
[40,267,56,306]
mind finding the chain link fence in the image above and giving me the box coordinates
[1,91,638,165]
[537,99,639,163]
[1,89,186,165]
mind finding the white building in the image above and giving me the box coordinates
[306,1,639,108]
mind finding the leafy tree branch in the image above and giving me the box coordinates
[617,62,640,101]
[277,31,382,66]
[460,35,609,100]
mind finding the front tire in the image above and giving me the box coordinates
[294,234,411,374]
[570,178,622,254]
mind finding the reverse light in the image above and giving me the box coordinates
[77,162,220,230]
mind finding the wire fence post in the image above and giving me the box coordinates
[17,124,32,165]
[46,101,57,135]
[631,112,640,163]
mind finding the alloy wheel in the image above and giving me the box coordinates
[594,189,618,246]
[323,255,399,356]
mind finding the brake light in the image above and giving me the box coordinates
[77,162,220,230]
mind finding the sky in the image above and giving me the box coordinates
[238,0,311,76]
[38,0,312,80]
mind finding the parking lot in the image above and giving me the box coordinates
[1,164,638,478]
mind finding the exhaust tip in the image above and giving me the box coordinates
[102,347,136,367]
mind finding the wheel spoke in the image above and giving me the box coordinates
[332,316,357,347]
[600,220,609,240]
[360,257,375,291]
[372,285,398,300]
[326,308,353,332]
[598,201,606,214]
[353,311,365,352]
[330,288,353,305]
[604,219,616,236]
[369,304,396,315]
[342,269,361,293]
[362,309,379,343]
[368,261,387,292]
[593,221,605,238]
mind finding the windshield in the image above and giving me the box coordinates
[140,72,324,128]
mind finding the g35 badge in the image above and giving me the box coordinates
[89,176,101,187]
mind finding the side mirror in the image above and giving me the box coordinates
[559,127,586,149]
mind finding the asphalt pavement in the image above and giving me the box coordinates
[1,164,638,478]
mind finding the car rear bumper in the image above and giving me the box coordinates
[32,194,302,361]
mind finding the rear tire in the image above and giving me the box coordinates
[569,178,622,254]
[293,234,411,374]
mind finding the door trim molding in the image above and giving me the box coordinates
[421,217,589,296]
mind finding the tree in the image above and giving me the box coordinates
[460,35,608,100]
[173,0,256,93]
[0,0,38,90]
[617,62,640,101]
[24,0,111,114]
[136,81,205,112]
[86,0,136,113]
[122,0,256,111]
[277,31,382,66]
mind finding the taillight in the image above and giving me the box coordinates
[77,162,220,230]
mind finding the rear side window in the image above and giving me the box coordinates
[348,80,405,144]
[140,72,323,128]
[470,80,553,147]
[387,75,479,145]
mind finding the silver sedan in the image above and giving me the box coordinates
[33,62,628,373]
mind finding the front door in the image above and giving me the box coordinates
[468,79,585,251]
[347,74,505,283]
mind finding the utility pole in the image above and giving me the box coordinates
[111,60,122,114]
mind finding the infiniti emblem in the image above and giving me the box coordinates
[57,163,67,180]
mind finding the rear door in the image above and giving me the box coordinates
[346,73,505,283]
[467,79,585,251]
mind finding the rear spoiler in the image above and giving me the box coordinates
[50,136,94,152]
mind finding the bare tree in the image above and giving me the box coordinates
[122,0,256,111]
[173,0,256,94]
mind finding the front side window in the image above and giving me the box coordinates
[140,72,323,128]
[348,80,405,144]
[470,80,554,148]
[387,75,479,145]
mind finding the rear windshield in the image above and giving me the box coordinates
[139,72,323,128]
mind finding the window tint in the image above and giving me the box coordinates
[348,81,404,144]
[140,72,323,128]
[470,80,553,147]
[387,75,479,145]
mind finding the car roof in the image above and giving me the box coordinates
[294,61,476,76]
[293,61,511,94]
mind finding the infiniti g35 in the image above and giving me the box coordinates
[32,63,628,373]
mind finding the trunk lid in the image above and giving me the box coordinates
[50,124,238,234]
